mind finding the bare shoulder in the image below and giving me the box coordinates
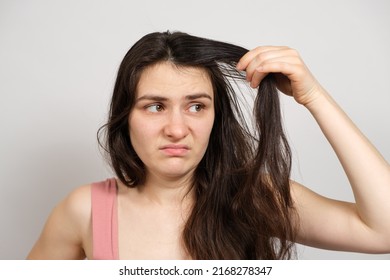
[63,184,92,222]
[49,184,92,234]
[27,184,93,259]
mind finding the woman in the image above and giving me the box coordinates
[27,31,390,259]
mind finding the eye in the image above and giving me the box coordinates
[188,104,204,113]
[146,104,164,113]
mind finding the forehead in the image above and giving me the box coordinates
[136,62,213,97]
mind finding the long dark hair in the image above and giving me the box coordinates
[98,31,297,259]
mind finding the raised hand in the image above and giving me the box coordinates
[236,46,323,106]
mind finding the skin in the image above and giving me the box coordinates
[27,48,390,259]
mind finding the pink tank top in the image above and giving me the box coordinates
[91,178,119,260]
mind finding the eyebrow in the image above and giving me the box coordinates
[136,93,212,102]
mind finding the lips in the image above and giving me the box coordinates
[159,144,190,156]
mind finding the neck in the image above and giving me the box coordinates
[137,171,195,207]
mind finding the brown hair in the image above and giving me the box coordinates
[98,31,297,259]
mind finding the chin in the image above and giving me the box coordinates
[160,167,195,180]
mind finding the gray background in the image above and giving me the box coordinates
[1,0,389,259]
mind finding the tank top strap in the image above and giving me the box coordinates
[91,178,119,260]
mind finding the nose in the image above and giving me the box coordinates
[163,110,189,140]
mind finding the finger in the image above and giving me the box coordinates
[250,55,305,89]
[258,57,304,78]
[249,69,268,88]
[236,46,288,71]
[246,55,301,86]
[241,48,297,82]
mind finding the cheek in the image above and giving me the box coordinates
[128,116,154,145]
[196,116,215,145]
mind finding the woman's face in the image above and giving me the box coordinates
[128,62,215,182]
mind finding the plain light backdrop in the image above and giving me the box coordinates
[1,0,389,259]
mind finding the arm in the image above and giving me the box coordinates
[27,185,91,259]
[237,47,390,253]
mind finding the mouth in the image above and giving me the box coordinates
[159,144,190,156]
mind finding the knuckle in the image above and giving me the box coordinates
[256,52,268,62]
